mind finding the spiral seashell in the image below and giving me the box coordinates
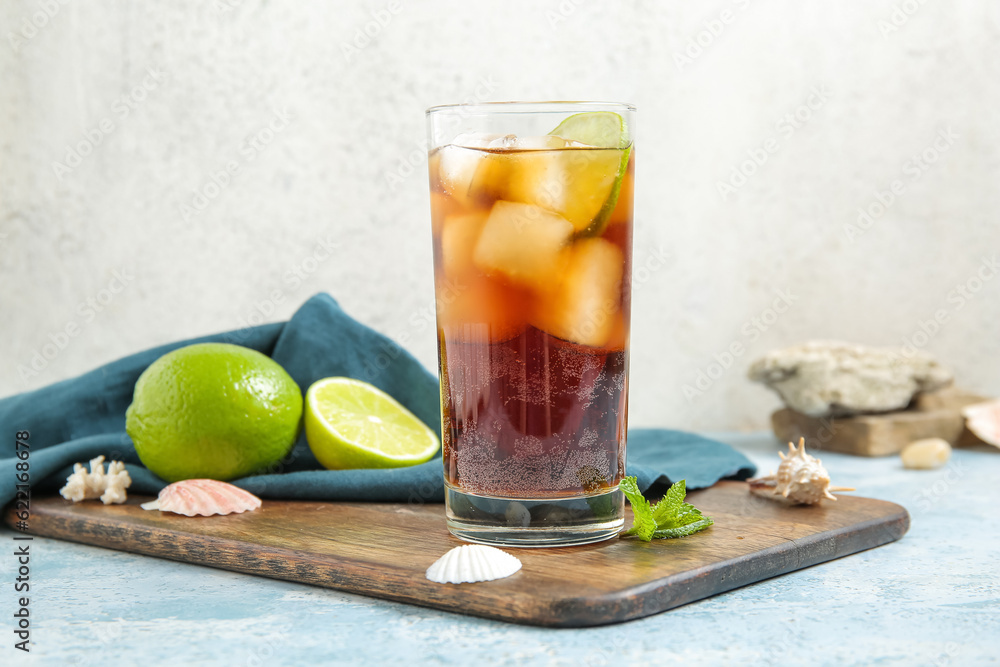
[141,479,262,517]
[749,438,855,505]
[425,545,522,584]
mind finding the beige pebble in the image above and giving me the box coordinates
[900,438,951,470]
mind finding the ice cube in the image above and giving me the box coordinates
[437,274,527,343]
[429,191,455,236]
[488,135,574,150]
[488,134,519,149]
[451,132,502,149]
[504,148,624,234]
[433,133,513,204]
[434,145,484,205]
[441,212,487,280]
[531,238,624,348]
[473,201,574,292]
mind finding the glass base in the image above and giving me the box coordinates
[445,485,624,548]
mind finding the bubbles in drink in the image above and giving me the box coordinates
[454,427,617,498]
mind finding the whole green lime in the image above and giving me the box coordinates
[126,343,303,482]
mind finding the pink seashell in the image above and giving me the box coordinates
[962,399,1000,448]
[141,479,262,517]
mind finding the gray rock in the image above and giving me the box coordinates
[748,341,953,417]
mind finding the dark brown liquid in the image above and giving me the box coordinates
[439,325,627,498]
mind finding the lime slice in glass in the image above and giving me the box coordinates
[542,111,632,236]
[305,377,439,470]
[550,111,630,149]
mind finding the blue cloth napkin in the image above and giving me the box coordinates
[0,294,755,506]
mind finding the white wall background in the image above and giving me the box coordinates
[2,0,998,432]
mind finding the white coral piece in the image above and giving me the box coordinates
[425,545,521,584]
[749,438,854,505]
[60,456,132,505]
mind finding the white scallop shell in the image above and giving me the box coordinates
[425,545,521,584]
[140,479,262,517]
[962,399,1000,448]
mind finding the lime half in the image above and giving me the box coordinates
[548,111,632,236]
[305,377,439,470]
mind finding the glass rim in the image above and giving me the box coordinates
[426,101,636,116]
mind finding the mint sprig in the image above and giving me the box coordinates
[620,477,714,541]
[619,477,657,540]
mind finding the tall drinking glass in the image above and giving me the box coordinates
[426,102,635,546]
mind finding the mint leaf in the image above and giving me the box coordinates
[650,479,685,526]
[652,517,714,539]
[619,476,656,541]
[620,478,713,541]
[676,502,705,524]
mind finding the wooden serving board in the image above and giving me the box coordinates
[6,482,908,627]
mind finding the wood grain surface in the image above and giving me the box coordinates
[5,481,909,627]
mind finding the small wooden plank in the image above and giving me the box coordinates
[771,407,965,456]
[771,387,990,456]
[5,482,909,627]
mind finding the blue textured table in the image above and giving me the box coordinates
[2,433,998,666]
